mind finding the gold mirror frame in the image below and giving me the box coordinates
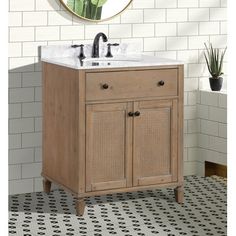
[60,0,133,22]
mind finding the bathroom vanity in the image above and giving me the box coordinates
[41,45,184,216]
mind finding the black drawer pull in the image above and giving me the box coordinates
[102,84,109,89]
[158,80,165,86]
[134,111,140,117]
[128,112,134,117]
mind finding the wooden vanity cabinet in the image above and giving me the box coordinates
[85,102,132,192]
[133,99,178,187]
[42,63,184,216]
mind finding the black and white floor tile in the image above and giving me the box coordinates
[9,176,227,236]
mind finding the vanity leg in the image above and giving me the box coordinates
[174,186,184,203]
[43,179,51,194]
[76,198,86,216]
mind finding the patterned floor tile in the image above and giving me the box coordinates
[9,176,227,236]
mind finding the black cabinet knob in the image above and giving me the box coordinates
[134,111,140,117]
[128,112,134,117]
[158,80,165,86]
[102,84,109,89]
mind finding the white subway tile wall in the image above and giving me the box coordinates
[8,0,227,194]
[197,90,227,174]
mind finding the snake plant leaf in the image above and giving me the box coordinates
[67,0,84,16]
[67,0,75,10]
[211,46,217,77]
[83,0,91,18]
[219,47,227,76]
[204,52,212,75]
[216,49,219,75]
[204,43,210,58]
[75,0,84,16]
[91,0,108,7]
[81,0,101,20]
[90,4,102,19]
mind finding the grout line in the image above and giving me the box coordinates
[198,146,227,155]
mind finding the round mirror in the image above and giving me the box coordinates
[60,0,133,22]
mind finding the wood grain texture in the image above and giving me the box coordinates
[177,65,184,186]
[42,172,180,199]
[86,69,178,101]
[79,181,180,198]
[76,198,85,216]
[85,103,132,192]
[41,173,78,197]
[42,62,78,193]
[77,70,86,194]
[43,179,51,194]
[171,99,178,182]
[174,186,184,203]
[205,161,227,178]
[42,63,184,216]
[133,99,178,186]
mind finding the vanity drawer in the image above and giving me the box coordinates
[86,69,178,101]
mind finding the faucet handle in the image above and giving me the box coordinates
[78,44,86,60]
[71,44,86,60]
[110,43,119,46]
[71,44,80,48]
[105,43,120,58]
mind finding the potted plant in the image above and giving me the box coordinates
[204,42,227,91]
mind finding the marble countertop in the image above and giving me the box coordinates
[41,55,183,70]
[41,45,183,70]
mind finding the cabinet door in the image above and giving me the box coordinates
[133,99,178,186]
[86,102,132,192]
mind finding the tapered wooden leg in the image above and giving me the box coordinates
[174,186,184,203]
[76,198,85,216]
[43,179,51,194]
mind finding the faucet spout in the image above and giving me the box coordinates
[92,32,108,58]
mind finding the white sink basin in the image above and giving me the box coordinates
[83,55,142,62]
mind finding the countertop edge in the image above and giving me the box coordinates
[41,57,184,71]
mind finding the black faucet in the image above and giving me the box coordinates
[92,32,108,58]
